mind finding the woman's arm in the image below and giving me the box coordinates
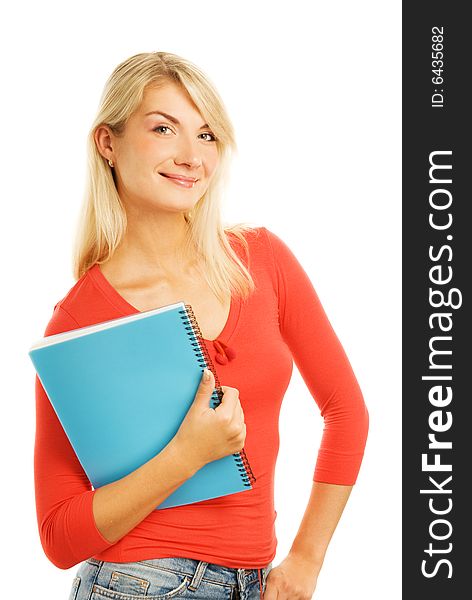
[263,227,369,486]
[290,481,352,566]
[262,227,369,598]
[34,305,201,570]
[266,482,352,599]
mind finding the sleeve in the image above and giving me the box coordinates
[34,304,115,569]
[262,227,369,485]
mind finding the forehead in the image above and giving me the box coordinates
[140,82,200,117]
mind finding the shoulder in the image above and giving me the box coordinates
[43,266,102,335]
[235,226,310,283]
[224,225,297,288]
[224,225,280,270]
[225,223,295,261]
[43,303,81,337]
[224,223,283,254]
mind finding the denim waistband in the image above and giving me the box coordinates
[86,556,273,589]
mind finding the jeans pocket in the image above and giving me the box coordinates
[68,576,81,600]
[91,568,190,600]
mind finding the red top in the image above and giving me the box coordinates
[34,226,369,570]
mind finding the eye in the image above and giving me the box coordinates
[200,132,218,142]
[152,125,217,142]
[153,125,173,135]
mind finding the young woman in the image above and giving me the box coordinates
[34,51,369,599]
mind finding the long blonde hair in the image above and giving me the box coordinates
[72,51,256,302]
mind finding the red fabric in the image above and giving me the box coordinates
[34,226,368,570]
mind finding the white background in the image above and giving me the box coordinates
[1,1,401,598]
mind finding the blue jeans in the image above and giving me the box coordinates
[69,556,274,600]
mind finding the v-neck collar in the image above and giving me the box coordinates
[88,261,242,345]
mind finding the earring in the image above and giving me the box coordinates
[108,159,114,168]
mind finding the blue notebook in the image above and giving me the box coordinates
[28,302,255,509]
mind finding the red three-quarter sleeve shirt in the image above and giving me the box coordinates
[33,226,369,570]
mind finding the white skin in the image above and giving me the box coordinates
[94,81,219,274]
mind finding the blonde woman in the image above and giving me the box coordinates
[34,52,369,599]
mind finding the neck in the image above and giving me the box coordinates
[111,209,197,275]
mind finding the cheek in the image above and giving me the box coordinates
[206,149,220,176]
[123,130,158,158]
[117,144,155,190]
[122,141,161,180]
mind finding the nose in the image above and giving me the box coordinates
[174,133,202,169]
[175,155,201,168]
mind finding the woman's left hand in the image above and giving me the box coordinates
[263,551,320,599]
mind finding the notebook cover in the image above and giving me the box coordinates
[29,302,252,509]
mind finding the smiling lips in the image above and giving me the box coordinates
[159,172,198,188]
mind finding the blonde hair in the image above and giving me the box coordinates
[72,51,256,302]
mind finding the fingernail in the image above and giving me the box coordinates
[203,368,211,382]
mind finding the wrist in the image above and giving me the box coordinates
[288,547,324,573]
[165,437,204,478]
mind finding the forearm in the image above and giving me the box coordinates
[289,481,353,568]
[93,439,200,544]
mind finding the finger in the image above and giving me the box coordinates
[232,407,244,434]
[263,582,278,599]
[218,386,239,414]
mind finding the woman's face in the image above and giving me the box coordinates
[101,81,219,215]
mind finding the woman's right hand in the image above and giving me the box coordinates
[172,368,246,472]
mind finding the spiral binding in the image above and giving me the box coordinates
[179,303,256,487]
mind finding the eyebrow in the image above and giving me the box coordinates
[144,110,209,129]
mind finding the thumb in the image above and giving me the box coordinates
[193,368,215,407]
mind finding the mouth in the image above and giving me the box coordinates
[158,173,199,183]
